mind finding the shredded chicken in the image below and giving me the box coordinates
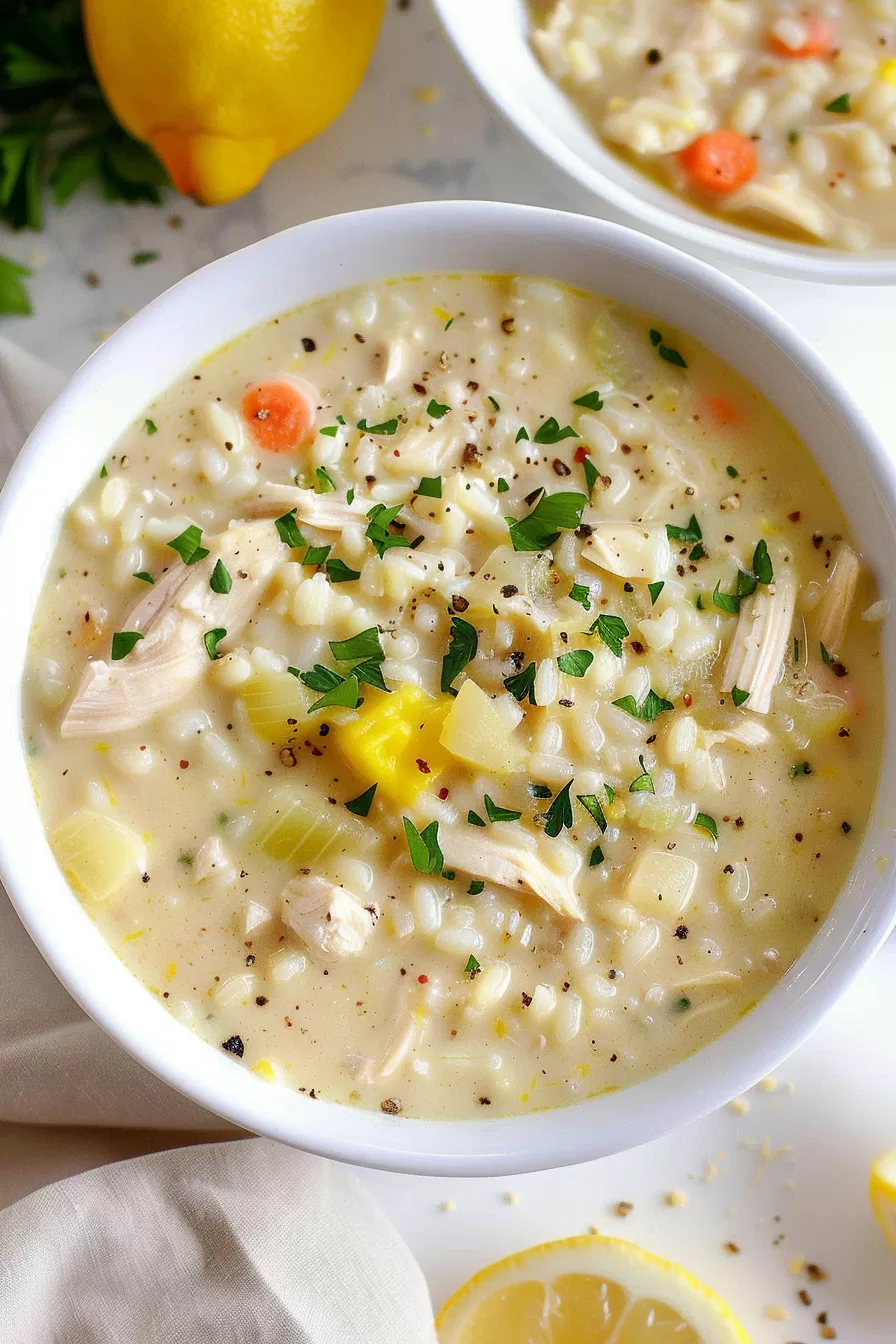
[581,522,672,580]
[701,721,772,751]
[720,572,796,714]
[61,519,283,737]
[241,482,372,530]
[440,824,585,921]
[816,541,859,655]
[723,178,832,240]
[192,835,235,885]
[280,874,380,961]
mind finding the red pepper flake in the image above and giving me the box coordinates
[683,693,692,708]
[179,759,189,769]
[438,787,449,800]
[416,758,431,773]
[417,974,429,984]
[574,444,591,463]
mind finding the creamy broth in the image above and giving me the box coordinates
[24,274,883,1120]
[532,0,896,251]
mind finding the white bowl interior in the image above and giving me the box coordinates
[1,202,895,1175]
[431,0,896,284]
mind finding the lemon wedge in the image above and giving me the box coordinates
[437,1234,750,1343]
[870,1147,896,1251]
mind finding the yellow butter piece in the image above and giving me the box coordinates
[333,683,452,802]
[880,58,896,84]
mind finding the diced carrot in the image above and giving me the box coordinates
[241,379,314,453]
[679,131,757,195]
[703,395,741,427]
[769,15,835,59]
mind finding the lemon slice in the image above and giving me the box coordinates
[436,1233,751,1343]
[870,1147,896,1251]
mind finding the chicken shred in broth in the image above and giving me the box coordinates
[24,274,883,1119]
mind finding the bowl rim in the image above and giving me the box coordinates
[430,0,896,285]
[2,199,896,1176]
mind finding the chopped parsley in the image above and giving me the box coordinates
[99,463,107,478]
[131,250,159,266]
[465,954,481,976]
[274,510,306,549]
[666,514,702,543]
[648,327,688,368]
[497,477,510,493]
[629,755,655,793]
[441,616,478,694]
[468,880,486,895]
[589,845,605,867]
[417,475,442,498]
[325,557,361,584]
[330,627,385,665]
[726,465,738,478]
[467,810,486,827]
[488,395,500,411]
[606,785,616,804]
[689,542,707,562]
[557,649,593,678]
[132,571,154,584]
[484,795,522,823]
[568,582,591,610]
[824,93,851,114]
[533,416,578,445]
[110,631,143,661]
[209,559,232,594]
[203,627,226,660]
[168,524,209,565]
[577,793,607,832]
[315,466,336,493]
[675,996,691,1012]
[319,424,340,437]
[300,665,343,693]
[572,389,604,411]
[515,426,529,443]
[712,580,741,615]
[506,490,587,552]
[503,661,537,705]
[358,417,399,435]
[529,783,553,799]
[427,398,450,419]
[820,641,833,665]
[694,812,719,842]
[444,317,455,331]
[308,675,360,713]
[144,418,157,436]
[303,544,332,567]
[366,503,412,557]
[345,784,377,817]
[403,817,444,875]
[731,686,750,707]
[752,538,773,585]
[793,637,801,663]
[790,760,811,779]
[543,780,574,838]
[648,580,664,605]
[612,689,674,722]
[591,613,629,657]
[583,456,599,501]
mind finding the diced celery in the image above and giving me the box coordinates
[250,783,376,867]
[51,810,146,901]
[239,669,309,744]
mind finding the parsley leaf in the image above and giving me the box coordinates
[319,425,340,437]
[544,780,574,837]
[352,659,389,692]
[465,954,480,976]
[487,395,500,411]
[533,417,578,445]
[345,784,377,817]
[568,582,591,610]
[752,538,773,585]
[330,627,385,664]
[467,810,486,827]
[110,630,143,661]
[366,503,412,558]
[275,510,306,549]
[0,255,31,315]
[591,613,629,657]
[303,544,332,567]
[441,616,478,694]
[590,845,605,867]
[731,686,750,707]
[820,641,833,665]
[168,524,209,565]
[497,477,510,493]
[209,559,232,594]
[629,755,655,793]
[612,690,674,722]
[666,515,702,543]
[694,811,719,843]
[572,389,604,411]
[315,466,336,493]
[529,783,553,799]
[484,795,522,823]
[577,793,607,832]
[824,93,851,113]
[506,490,587,552]
[583,456,599,501]
[144,418,157,435]
[300,665,343,694]
[132,571,154,584]
[726,465,738,478]
[416,475,442,498]
[557,649,593,677]
[427,398,450,419]
[712,580,741,615]
[325,557,361,584]
[649,329,688,367]
[403,817,444,875]
[308,674,360,713]
[503,661,537,705]
[203,627,226,660]
[467,879,485,895]
[689,542,707,562]
[648,580,664,605]
[515,426,529,443]
[790,760,811,778]
[131,249,159,266]
[358,417,399,435]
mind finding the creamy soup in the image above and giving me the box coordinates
[532,0,896,251]
[24,274,883,1121]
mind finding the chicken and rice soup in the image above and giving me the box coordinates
[532,1,896,251]
[24,274,883,1120]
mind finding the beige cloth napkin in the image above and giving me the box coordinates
[0,339,222,1129]
[0,1138,437,1343]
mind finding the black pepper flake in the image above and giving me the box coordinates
[674,924,689,939]
[381,1097,402,1115]
[575,523,593,538]
[552,458,571,477]
[723,864,734,874]
[623,582,634,593]
[521,991,533,1007]
[255,996,268,1006]
[221,1035,244,1058]
[478,1095,492,1106]
[246,954,256,966]
[301,337,316,352]
[841,821,852,833]
[500,583,519,598]
[646,47,662,63]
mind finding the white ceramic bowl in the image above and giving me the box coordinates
[431,0,896,285]
[1,201,895,1176]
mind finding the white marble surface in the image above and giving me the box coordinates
[2,1,896,1339]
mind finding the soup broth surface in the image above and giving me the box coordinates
[24,273,883,1120]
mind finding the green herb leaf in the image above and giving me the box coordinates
[694,811,719,842]
[465,954,480,976]
[589,845,605,867]
[629,755,655,793]
[144,418,157,435]
[467,810,486,827]
[606,785,616,804]
[309,674,360,713]
[131,249,159,266]
[467,879,485,895]
[712,580,741,615]
[557,649,593,678]
[577,793,607,833]
[752,539,773,585]
[666,515,702,543]
[793,637,801,663]
[648,580,664,605]
[444,317,455,331]
[287,667,300,678]
[695,594,705,611]
[533,417,578,445]
[300,665,344,694]
[488,395,500,411]
[731,685,750,707]
[346,485,354,503]
[737,569,757,598]
[203,627,226,660]
[529,783,553,799]
[358,417,399,435]
[544,779,574,838]
[790,760,811,778]
[345,784,377,817]
[583,456,599,501]
[111,630,143,661]
[330,627,385,665]
[568,582,591,610]
[427,398,450,419]
[572,389,604,411]
[416,475,442,498]
[352,659,389,692]
[315,466,336,493]
[612,689,674,722]
[689,542,707,562]
[484,795,522,823]
[497,477,510,493]
[503,661,537,705]
[441,616,478,694]
[403,817,444,875]
[132,571,154,584]
[0,256,31,315]
[515,427,529,443]
[325,557,361,584]
[209,559,232,594]
[825,93,851,113]
[507,490,587,552]
[99,463,108,478]
[303,544,332,567]
[592,613,629,657]
[820,642,833,665]
[726,465,738,478]
[319,425,340,437]
[168,525,209,565]
[366,503,412,558]
[275,510,306,549]
[675,996,691,1012]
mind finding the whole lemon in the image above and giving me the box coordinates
[83,0,385,205]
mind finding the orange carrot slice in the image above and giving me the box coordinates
[769,15,835,59]
[703,395,741,427]
[679,131,758,195]
[242,379,314,453]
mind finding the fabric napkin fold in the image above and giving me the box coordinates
[0,339,223,1129]
[0,1138,438,1343]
